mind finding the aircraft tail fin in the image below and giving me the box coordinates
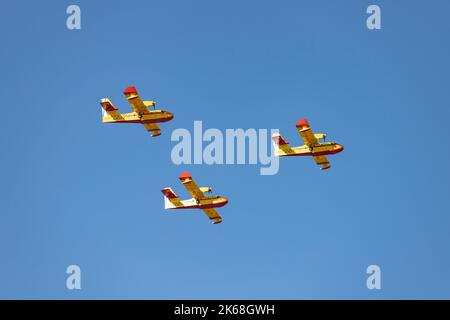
[100,98,123,121]
[161,187,183,209]
[272,132,294,155]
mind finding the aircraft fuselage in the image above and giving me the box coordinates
[276,142,344,157]
[168,196,229,210]
[102,110,174,124]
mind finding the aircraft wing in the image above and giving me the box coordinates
[296,119,319,148]
[202,208,222,224]
[313,155,331,170]
[179,172,206,200]
[123,86,150,115]
[143,123,161,132]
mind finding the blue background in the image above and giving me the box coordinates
[1,0,450,299]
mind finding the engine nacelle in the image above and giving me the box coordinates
[200,186,212,193]
[144,100,156,108]
[314,133,326,141]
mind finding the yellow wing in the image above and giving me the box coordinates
[296,119,319,148]
[123,86,150,115]
[313,155,331,170]
[178,172,205,200]
[142,123,161,137]
[202,208,222,224]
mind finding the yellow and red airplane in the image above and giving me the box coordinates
[161,172,228,224]
[100,86,173,137]
[272,119,344,170]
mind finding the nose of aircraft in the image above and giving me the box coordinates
[167,113,174,120]
[222,197,229,206]
[337,144,344,152]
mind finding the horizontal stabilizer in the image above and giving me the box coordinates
[161,187,183,209]
[161,187,179,199]
[272,133,294,155]
[100,98,123,121]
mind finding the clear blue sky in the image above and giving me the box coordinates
[1,0,450,299]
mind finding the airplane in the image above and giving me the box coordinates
[100,86,174,137]
[272,119,344,170]
[161,171,229,224]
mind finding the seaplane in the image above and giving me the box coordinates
[161,172,229,224]
[100,86,173,137]
[272,119,344,170]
